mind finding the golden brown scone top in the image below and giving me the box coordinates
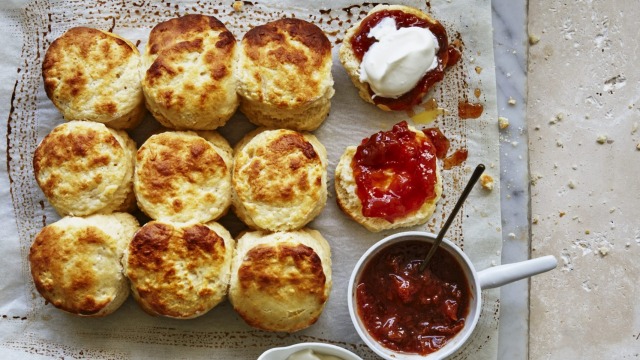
[145,14,235,84]
[135,131,231,223]
[42,27,143,125]
[126,221,231,318]
[240,18,332,107]
[29,216,134,316]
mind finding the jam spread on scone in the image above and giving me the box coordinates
[351,10,452,110]
[351,121,438,222]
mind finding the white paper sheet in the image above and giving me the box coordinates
[0,0,501,358]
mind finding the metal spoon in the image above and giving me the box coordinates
[419,163,486,272]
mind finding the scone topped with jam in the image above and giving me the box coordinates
[340,5,456,111]
[335,121,443,232]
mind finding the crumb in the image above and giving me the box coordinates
[532,215,539,224]
[598,247,609,256]
[559,211,566,217]
[508,97,517,105]
[530,173,543,186]
[585,229,590,234]
[636,143,640,150]
[508,232,516,239]
[534,125,541,131]
[498,117,509,129]
[529,34,540,45]
[490,163,496,169]
[626,242,631,247]
[479,174,494,191]
[568,180,576,189]
[556,140,563,147]
[572,164,578,170]
[596,135,607,144]
[491,260,497,266]
[632,122,638,135]
[609,207,616,213]
[233,1,243,11]
[512,141,519,147]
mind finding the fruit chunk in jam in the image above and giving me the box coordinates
[352,121,438,222]
[351,9,451,111]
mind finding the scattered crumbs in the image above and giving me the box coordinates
[626,242,631,247]
[636,143,640,150]
[491,260,497,266]
[530,173,543,186]
[534,125,541,131]
[568,180,576,189]
[609,207,616,213]
[631,122,638,135]
[480,174,494,191]
[585,229,590,234]
[512,49,517,55]
[598,247,609,256]
[232,1,243,11]
[549,113,563,125]
[532,215,539,224]
[508,232,516,239]
[490,162,496,169]
[511,141,519,147]
[507,96,517,105]
[559,211,566,217]
[553,163,558,169]
[529,34,540,45]
[572,164,578,170]
[596,134,608,144]
[556,139,564,147]
[498,116,509,129]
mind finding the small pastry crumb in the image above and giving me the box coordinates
[596,134,607,144]
[529,34,540,45]
[498,116,509,129]
[508,97,517,105]
[233,1,243,12]
[568,180,576,189]
[598,247,609,256]
[480,174,494,191]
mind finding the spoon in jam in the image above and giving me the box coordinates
[419,163,485,271]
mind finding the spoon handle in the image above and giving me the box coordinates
[419,164,485,271]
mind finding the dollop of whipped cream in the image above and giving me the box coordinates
[286,349,343,360]
[359,17,440,98]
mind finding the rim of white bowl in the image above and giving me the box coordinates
[257,342,363,360]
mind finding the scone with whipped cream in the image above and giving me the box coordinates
[339,4,454,111]
[335,121,442,232]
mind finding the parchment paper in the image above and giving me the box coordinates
[0,0,501,358]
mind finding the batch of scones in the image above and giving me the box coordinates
[30,4,451,332]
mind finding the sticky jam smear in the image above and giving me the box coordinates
[352,121,438,222]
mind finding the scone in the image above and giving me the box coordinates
[33,121,137,217]
[142,14,239,130]
[237,18,334,131]
[335,121,442,232]
[339,4,451,111]
[124,220,234,319]
[42,27,145,129]
[232,128,327,231]
[229,229,332,332]
[134,131,232,223]
[29,213,139,317]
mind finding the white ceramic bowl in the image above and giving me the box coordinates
[257,342,363,360]
[348,231,556,360]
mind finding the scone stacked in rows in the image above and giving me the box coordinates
[30,15,333,331]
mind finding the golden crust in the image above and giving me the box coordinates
[334,127,443,232]
[339,4,445,111]
[232,128,327,231]
[33,121,136,217]
[124,221,235,319]
[42,27,145,129]
[29,214,139,317]
[134,131,232,223]
[142,14,239,130]
[237,18,334,131]
[229,229,332,332]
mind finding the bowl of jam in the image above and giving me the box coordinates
[348,231,556,359]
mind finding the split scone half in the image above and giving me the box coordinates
[335,121,443,232]
[29,213,139,317]
[229,229,332,332]
[142,14,239,130]
[237,18,334,131]
[42,27,146,129]
[232,128,327,231]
